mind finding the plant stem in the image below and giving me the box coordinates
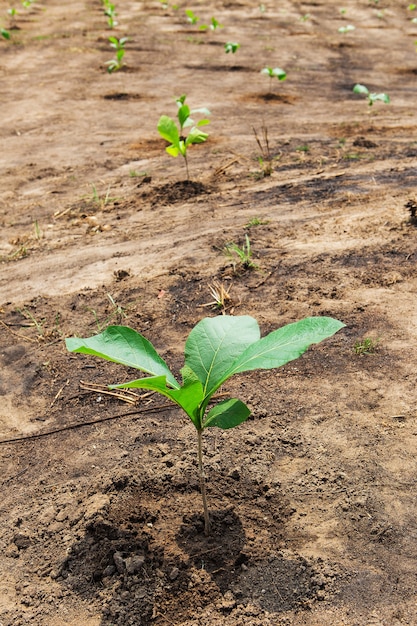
[197,429,210,535]
[184,154,190,181]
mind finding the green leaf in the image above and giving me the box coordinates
[176,94,187,107]
[223,317,345,380]
[111,376,204,427]
[178,104,190,130]
[65,325,179,389]
[204,398,251,429]
[166,144,180,157]
[196,119,210,127]
[181,364,200,385]
[369,92,390,104]
[185,127,209,146]
[184,316,260,397]
[272,67,286,80]
[157,115,180,147]
[353,83,369,95]
[190,106,211,117]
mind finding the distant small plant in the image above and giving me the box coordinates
[353,83,390,106]
[353,337,380,355]
[22,0,35,7]
[1,28,10,39]
[104,2,118,28]
[246,216,269,228]
[157,94,210,180]
[106,36,128,73]
[185,9,199,24]
[199,17,223,31]
[338,24,355,33]
[7,7,18,28]
[225,234,257,271]
[224,41,240,54]
[261,66,286,92]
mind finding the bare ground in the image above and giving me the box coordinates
[1,0,417,624]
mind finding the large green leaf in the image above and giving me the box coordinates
[204,398,251,430]
[157,115,180,147]
[65,326,179,389]
[111,376,204,427]
[184,316,260,397]
[223,317,345,381]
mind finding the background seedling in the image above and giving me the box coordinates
[88,293,131,331]
[245,216,269,228]
[224,42,240,53]
[261,66,287,92]
[157,94,210,180]
[66,315,345,534]
[199,17,223,31]
[106,36,128,73]
[185,9,199,24]
[225,234,257,271]
[353,83,390,106]
[104,3,118,29]
[1,28,10,39]
[353,337,380,355]
[338,24,355,33]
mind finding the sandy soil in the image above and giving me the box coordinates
[1,0,417,624]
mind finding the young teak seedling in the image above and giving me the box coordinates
[261,66,287,92]
[157,94,210,180]
[106,36,128,73]
[353,83,390,106]
[66,315,345,535]
[224,42,240,54]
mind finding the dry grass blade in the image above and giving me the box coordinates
[201,281,232,313]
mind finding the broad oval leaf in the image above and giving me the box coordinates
[157,115,180,147]
[111,376,204,427]
[65,325,179,389]
[223,317,345,379]
[184,315,260,396]
[204,398,251,430]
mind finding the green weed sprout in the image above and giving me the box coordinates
[157,94,210,180]
[106,36,128,73]
[353,83,390,106]
[225,234,257,271]
[261,66,287,92]
[22,0,35,7]
[353,337,379,355]
[225,41,240,54]
[1,28,10,39]
[66,315,345,534]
